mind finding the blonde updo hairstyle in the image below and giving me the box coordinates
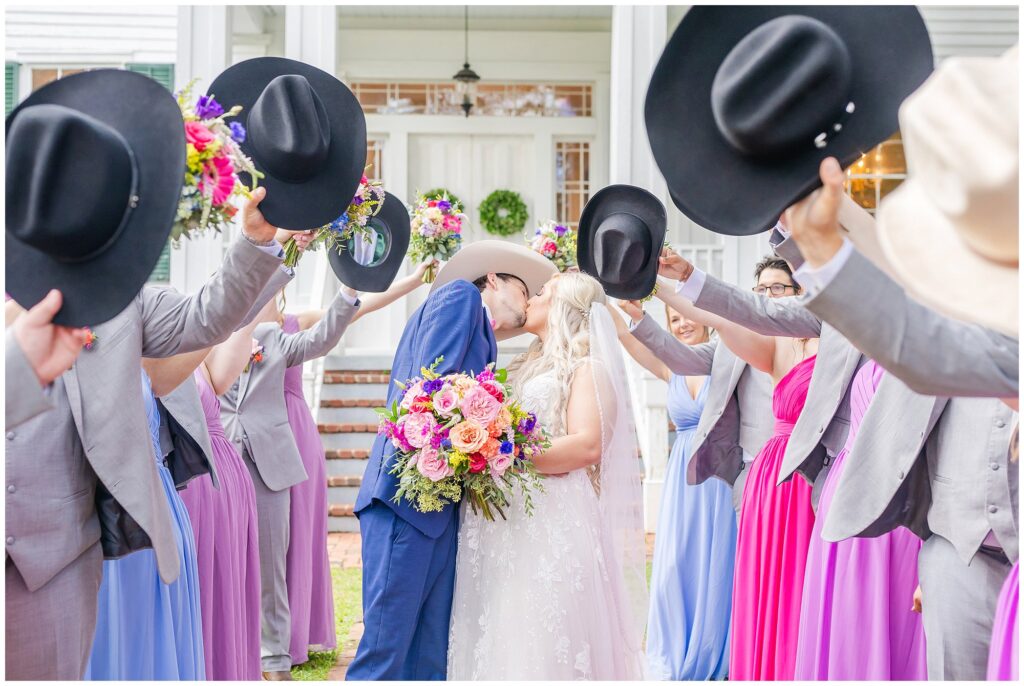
[507,272,607,434]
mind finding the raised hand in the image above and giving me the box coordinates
[616,299,645,324]
[783,156,846,268]
[241,186,279,244]
[414,259,440,281]
[658,246,695,282]
[12,289,91,386]
[277,228,315,252]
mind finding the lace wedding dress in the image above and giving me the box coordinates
[446,367,645,680]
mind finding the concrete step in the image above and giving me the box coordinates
[318,405,383,425]
[324,354,394,371]
[320,381,391,400]
[325,449,371,477]
[328,516,360,533]
[329,485,361,503]
[321,432,379,451]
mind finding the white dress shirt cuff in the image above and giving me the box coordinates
[255,242,285,259]
[675,268,708,301]
[792,238,854,297]
[339,288,358,306]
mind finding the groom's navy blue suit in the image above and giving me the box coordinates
[348,279,497,680]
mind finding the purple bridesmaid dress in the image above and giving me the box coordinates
[988,561,1019,680]
[282,315,337,664]
[794,360,927,680]
[178,371,262,680]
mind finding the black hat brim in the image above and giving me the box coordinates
[578,185,667,300]
[208,57,367,231]
[5,69,185,326]
[328,193,411,293]
[645,6,933,236]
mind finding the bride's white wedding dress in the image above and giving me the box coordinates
[446,366,645,680]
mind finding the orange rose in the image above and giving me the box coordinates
[449,420,488,454]
[494,407,512,432]
[487,422,502,438]
[479,438,501,460]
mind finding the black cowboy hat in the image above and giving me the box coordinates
[577,185,667,300]
[645,6,933,236]
[208,57,367,231]
[5,69,186,326]
[328,193,411,293]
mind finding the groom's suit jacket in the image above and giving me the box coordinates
[355,279,498,538]
[629,316,773,505]
[5,238,282,590]
[221,289,359,492]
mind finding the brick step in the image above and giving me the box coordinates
[329,504,355,517]
[325,449,370,459]
[327,475,362,487]
[321,398,386,408]
[318,422,379,434]
[323,371,390,385]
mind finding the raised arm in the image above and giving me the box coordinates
[276,288,360,368]
[144,349,210,397]
[197,313,265,395]
[611,304,671,382]
[530,362,604,475]
[296,259,435,330]
[806,248,1019,398]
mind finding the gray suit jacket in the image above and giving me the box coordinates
[693,273,865,490]
[5,330,52,429]
[826,373,1018,564]
[631,316,774,490]
[221,290,358,492]
[4,238,282,590]
[805,249,1019,398]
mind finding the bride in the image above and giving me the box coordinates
[447,272,648,680]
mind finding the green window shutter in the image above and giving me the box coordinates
[126,63,175,91]
[5,62,19,116]
[149,242,172,284]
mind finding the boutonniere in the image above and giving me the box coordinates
[83,327,98,351]
[244,342,265,373]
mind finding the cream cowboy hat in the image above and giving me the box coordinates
[877,46,1019,337]
[431,240,557,296]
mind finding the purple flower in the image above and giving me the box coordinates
[437,200,452,212]
[430,433,443,449]
[351,195,364,206]
[422,378,444,394]
[499,440,514,455]
[517,414,537,434]
[554,224,568,236]
[441,438,452,450]
[195,95,224,119]
[329,213,349,233]
[229,121,246,143]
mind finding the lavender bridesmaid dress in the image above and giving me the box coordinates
[282,315,336,664]
[178,370,262,680]
[794,360,927,679]
[988,562,1019,680]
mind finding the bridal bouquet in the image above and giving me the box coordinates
[282,171,386,268]
[527,220,578,272]
[173,82,262,244]
[377,358,548,520]
[408,192,465,283]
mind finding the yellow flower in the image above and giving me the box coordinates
[448,451,468,470]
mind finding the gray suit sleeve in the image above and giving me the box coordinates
[237,265,295,329]
[695,273,823,339]
[631,315,716,375]
[278,291,359,368]
[5,329,53,428]
[770,231,806,270]
[804,249,1018,398]
[139,237,284,358]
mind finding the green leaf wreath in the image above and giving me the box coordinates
[423,187,462,209]
[479,189,529,237]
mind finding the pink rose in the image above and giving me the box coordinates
[402,411,437,450]
[480,380,505,403]
[415,446,452,482]
[184,121,216,151]
[490,452,514,477]
[433,386,459,417]
[401,380,425,410]
[449,420,488,454]
[459,386,502,426]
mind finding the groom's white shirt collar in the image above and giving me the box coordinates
[482,303,496,330]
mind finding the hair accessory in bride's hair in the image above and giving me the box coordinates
[578,307,590,322]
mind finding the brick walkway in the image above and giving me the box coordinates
[324,531,656,679]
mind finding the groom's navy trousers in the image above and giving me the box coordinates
[348,280,497,680]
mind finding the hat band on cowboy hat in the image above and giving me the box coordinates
[430,240,557,298]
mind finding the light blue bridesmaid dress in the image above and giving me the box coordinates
[646,375,736,680]
[84,371,206,680]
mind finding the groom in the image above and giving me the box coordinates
[349,241,555,680]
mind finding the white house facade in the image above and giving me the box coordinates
[6,4,1019,531]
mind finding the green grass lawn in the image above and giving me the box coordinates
[291,567,363,681]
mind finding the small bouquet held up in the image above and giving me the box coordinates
[173,82,262,244]
[408,192,465,283]
[527,220,578,272]
[377,357,549,521]
[282,171,386,268]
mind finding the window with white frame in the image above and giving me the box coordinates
[554,139,592,229]
[844,132,907,213]
[351,81,593,118]
[365,138,385,184]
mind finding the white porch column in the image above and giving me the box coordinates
[171,6,232,294]
[610,5,671,533]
